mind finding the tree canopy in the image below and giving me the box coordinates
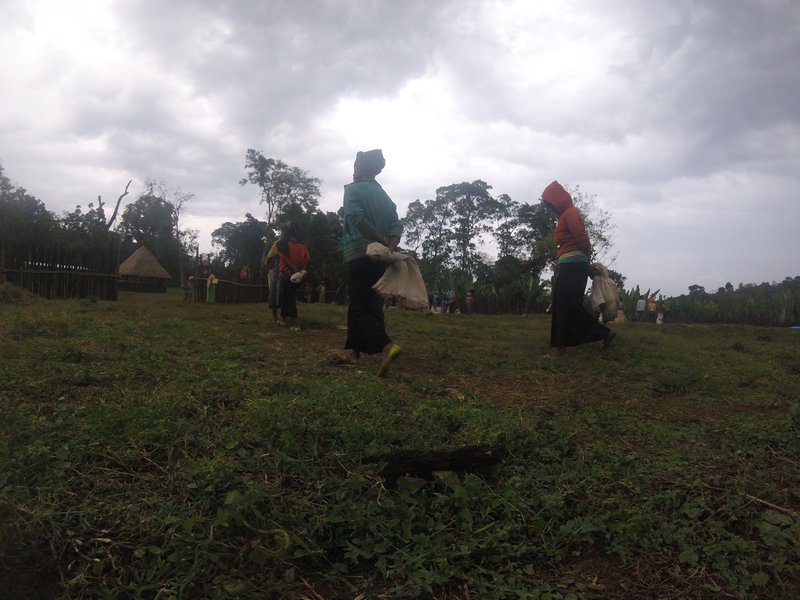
[2,158,629,313]
[212,213,268,272]
[239,149,321,235]
[0,164,60,245]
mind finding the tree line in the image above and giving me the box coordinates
[233,150,616,314]
[663,279,800,326]
[4,156,796,324]
[1,163,195,284]
[2,153,614,312]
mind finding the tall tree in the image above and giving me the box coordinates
[305,210,345,285]
[116,193,179,280]
[279,203,345,285]
[515,202,557,274]
[239,149,321,238]
[0,163,60,245]
[211,213,268,274]
[61,201,108,237]
[493,193,524,258]
[402,197,453,290]
[142,179,195,285]
[437,180,499,273]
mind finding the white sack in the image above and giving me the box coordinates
[366,242,429,310]
[590,262,621,323]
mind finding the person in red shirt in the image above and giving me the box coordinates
[541,180,615,353]
[277,223,310,330]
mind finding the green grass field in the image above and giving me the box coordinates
[1,289,798,599]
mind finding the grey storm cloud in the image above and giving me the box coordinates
[1,0,799,296]
[113,0,453,130]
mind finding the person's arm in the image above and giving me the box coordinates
[355,220,392,247]
[298,244,310,269]
[353,211,396,248]
[384,199,403,251]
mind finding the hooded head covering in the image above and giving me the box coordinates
[353,149,386,180]
[541,180,573,215]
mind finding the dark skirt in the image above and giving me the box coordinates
[551,261,610,348]
[345,256,391,355]
[280,275,299,319]
[268,269,281,309]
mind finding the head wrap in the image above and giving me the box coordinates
[541,180,573,215]
[354,149,386,180]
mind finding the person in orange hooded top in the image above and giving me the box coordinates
[541,180,615,353]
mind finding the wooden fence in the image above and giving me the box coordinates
[0,239,120,300]
[189,277,268,304]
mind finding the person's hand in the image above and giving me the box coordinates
[386,236,401,251]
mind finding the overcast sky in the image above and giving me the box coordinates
[2,0,799,296]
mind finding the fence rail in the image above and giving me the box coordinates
[0,239,119,300]
[189,277,268,304]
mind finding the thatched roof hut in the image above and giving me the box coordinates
[118,247,171,293]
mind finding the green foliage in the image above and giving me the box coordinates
[0,162,61,245]
[279,204,346,286]
[1,294,798,598]
[471,256,549,315]
[235,151,344,286]
[436,180,499,273]
[401,179,615,311]
[212,212,268,273]
[116,192,180,279]
[402,196,455,290]
[239,149,321,232]
[663,277,800,326]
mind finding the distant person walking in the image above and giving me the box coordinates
[339,149,403,376]
[446,289,456,313]
[264,238,282,324]
[336,279,346,305]
[466,289,475,314]
[277,223,310,330]
[647,296,657,323]
[635,296,646,322]
[541,180,615,353]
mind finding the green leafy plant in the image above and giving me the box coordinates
[1,293,798,598]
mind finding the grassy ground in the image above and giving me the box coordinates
[1,289,798,599]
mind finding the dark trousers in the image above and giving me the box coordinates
[345,256,391,355]
[280,275,298,319]
[551,262,610,348]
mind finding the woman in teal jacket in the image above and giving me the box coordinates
[339,149,403,376]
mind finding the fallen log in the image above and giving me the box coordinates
[367,444,508,482]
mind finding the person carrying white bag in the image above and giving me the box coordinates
[338,149,404,376]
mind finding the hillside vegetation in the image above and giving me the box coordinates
[1,292,798,599]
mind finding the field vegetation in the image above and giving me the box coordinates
[1,289,798,598]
